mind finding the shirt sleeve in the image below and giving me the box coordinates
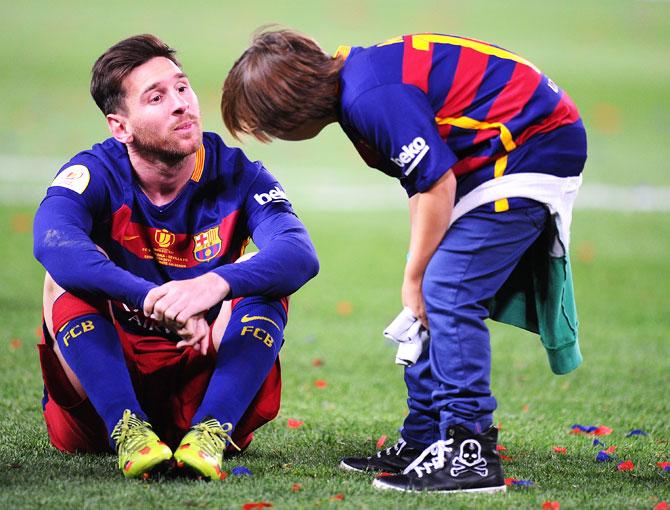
[212,166,319,298]
[346,83,458,195]
[33,163,156,309]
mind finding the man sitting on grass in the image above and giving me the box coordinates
[33,34,318,480]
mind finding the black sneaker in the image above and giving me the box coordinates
[372,426,506,493]
[339,439,422,474]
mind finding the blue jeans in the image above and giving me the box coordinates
[400,201,549,447]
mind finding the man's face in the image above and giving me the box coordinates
[119,57,202,160]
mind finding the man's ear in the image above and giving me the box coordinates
[106,113,133,144]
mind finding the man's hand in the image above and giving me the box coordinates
[143,272,230,326]
[174,314,210,356]
[402,275,428,330]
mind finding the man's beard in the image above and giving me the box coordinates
[131,122,203,165]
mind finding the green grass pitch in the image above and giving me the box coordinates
[1,0,669,508]
[1,207,669,509]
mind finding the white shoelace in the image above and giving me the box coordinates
[402,438,454,478]
[375,439,407,458]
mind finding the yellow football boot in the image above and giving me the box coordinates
[110,409,173,479]
[174,418,240,480]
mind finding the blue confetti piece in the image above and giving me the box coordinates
[232,466,253,476]
[625,429,648,437]
[596,451,612,462]
[664,466,670,472]
[512,479,534,487]
[592,439,606,447]
[572,424,597,433]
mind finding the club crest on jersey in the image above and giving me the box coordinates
[193,226,222,263]
[154,228,175,248]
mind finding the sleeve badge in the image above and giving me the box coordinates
[50,164,91,194]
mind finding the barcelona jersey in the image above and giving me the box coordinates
[34,132,317,329]
[336,34,587,204]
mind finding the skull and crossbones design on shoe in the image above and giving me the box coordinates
[450,439,489,477]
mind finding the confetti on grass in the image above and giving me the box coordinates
[291,483,303,492]
[376,435,388,449]
[311,358,324,367]
[552,447,567,454]
[287,419,304,429]
[314,379,327,389]
[658,462,670,472]
[10,339,22,350]
[232,466,252,476]
[617,460,634,471]
[653,502,669,510]
[242,503,272,510]
[504,478,534,487]
[330,494,345,501]
[496,444,507,451]
[570,424,612,436]
[596,451,613,462]
[542,501,560,510]
[625,429,648,437]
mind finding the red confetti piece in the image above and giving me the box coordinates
[542,502,560,510]
[654,502,669,510]
[376,471,393,477]
[553,447,567,454]
[604,446,617,454]
[330,493,345,501]
[594,426,613,436]
[657,461,670,471]
[617,460,634,471]
[500,454,513,462]
[496,444,507,451]
[376,435,388,449]
[287,419,304,429]
[311,358,324,367]
[242,503,272,510]
[291,483,302,492]
[10,339,22,350]
[522,404,529,413]
[314,379,327,388]
[35,326,42,339]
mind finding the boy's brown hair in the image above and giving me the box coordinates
[91,34,181,115]
[221,29,343,142]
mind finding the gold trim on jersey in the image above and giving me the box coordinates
[190,145,206,182]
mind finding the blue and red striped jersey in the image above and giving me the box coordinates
[34,132,318,324]
[336,34,587,202]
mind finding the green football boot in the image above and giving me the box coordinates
[110,409,173,479]
[174,418,240,480]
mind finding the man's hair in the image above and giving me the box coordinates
[91,34,181,115]
[221,28,343,142]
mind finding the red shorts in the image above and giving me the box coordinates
[38,293,283,453]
